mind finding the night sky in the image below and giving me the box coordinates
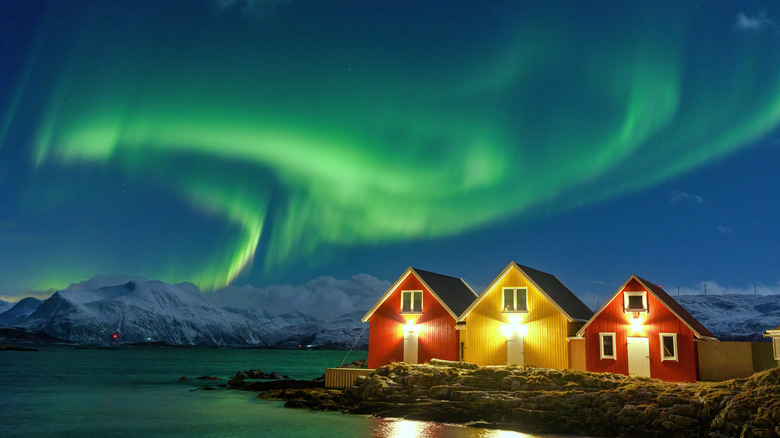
[2,1,779,306]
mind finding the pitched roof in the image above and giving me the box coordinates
[413,268,477,317]
[576,274,717,340]
[517,264,594,321]
[361,267,477,322]
[636,276,716,339]
[458,262,593,322]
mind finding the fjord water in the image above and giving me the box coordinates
[0,346,556,437]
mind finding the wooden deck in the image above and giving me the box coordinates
[324,368,375,389]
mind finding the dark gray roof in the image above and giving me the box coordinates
[414,268,476,317]
[517,264,594,321]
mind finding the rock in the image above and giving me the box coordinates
[339,359,368,368]
[179,375,189,381]
[226,363,780,438]
[196,376,221,380]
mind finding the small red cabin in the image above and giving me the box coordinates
[577,275,717,382]
[361,267,477,369]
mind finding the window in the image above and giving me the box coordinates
[502,287,527,313]
[600,332,616,360]
[401,290,422,313]
[660,333,678,361]
[772,338,780,361]
[624,291,647,313]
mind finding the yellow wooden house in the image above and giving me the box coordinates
[457,262,593,369]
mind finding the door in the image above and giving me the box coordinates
[507,333,524,365]
[403,331,418,364]
[627,337,650,377]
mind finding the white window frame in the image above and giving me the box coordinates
[400,290,423,314]
[773,338,780,361]
[624,291,648,313]
[660,333,678,361]
[599,332,616,360]
[502,287,528,313]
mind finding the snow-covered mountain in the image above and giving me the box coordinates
[676,294,780,341]
[267,311,369,349]
[0,279,367,348]
[0,297,42,326]
[0,298,13,313]
[5,277,774,347]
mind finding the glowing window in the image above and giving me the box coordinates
[660,333,678,361]
[600,332,616,360]
[624,291,647,313]
[401,290,422,313]
[502,287,527,313]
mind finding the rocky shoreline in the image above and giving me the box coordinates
[228,362,779,437]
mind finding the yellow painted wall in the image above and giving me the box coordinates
[462,266,573,369]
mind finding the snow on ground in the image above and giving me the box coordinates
[676,294,780,341]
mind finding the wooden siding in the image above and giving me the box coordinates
[751,342,779,371]
[366,273,459,369]
[325,368,374,389]
[583,279,698,382]
[697,341,777,381]
[569,338,586,371]
[461,267,572,369]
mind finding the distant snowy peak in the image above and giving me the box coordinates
[0,297,42,326]
[0,278,366,348]
[0,299,12,313]
[676,294,780,341]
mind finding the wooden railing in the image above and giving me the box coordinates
[324,368,374,389]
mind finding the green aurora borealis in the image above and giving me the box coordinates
[3,1,780,293]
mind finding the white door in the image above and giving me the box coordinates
[403,331,418,364]
[507,333,524,365]
[627,337,650,378]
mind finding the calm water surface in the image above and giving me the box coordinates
[0,346,569,437]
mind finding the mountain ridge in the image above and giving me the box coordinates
[2,279,778,347]
[0,279,368,348]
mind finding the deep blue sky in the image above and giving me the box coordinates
[1,1,779,306]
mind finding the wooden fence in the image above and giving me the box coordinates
[325,368,374,389]
[697,341,778,381]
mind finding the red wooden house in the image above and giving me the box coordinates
[576,275,717,382]
[361,267,477,369]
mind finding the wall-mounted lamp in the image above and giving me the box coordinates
[501,322,527,337]
[404,324,420,333]
[630,314,643,332]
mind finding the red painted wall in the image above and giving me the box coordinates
[583,279,698,382]
[367,273,460,369]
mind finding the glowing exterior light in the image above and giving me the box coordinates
[629,313,643,333]
[404,324,420,333]
[501,322,527,337]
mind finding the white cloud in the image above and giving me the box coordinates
[718,225,734,235]
[208,274,391,319]
[670,189,703,204]
[735,11,776,32]
[213,0,291,18]
[66,274,152,290]
[677,280,780,297]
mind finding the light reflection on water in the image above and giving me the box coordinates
[369,418,545,438]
